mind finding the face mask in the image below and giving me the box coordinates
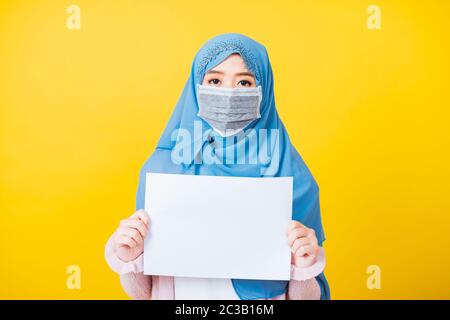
[197,84,262,137]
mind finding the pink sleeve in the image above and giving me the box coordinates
[287,278,321,300]
[105,234,152,299]
[283,247,325,300]
[119,272,152,300]
[104,234,144,274]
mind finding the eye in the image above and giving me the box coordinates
[208,78,221,85]
[237,80,252,87]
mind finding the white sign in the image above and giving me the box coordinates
[144,173,293,280]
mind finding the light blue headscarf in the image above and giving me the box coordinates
[136,33,330,299]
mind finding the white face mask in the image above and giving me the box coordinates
[197,84,262,137]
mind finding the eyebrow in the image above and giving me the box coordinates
[235,72,255,77]
[205,70,255,77]
[205,70,224,75]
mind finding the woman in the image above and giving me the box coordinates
[105,33,330,300]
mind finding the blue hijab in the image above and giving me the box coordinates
[136,33,330,299]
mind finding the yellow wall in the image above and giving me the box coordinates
[1,0,449,299]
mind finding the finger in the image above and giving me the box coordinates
[294,253,317,267]
[286,220,304,235]
[291,251,297,264]
[291,237,311,254]
[306,228,317,241]
[287,227,309,246]
[115,235,137,248]
[131,209,150,226]
[117,226,144,244]
[295,245,315,258]
[120,219,148,238]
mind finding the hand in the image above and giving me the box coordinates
[287,220,319,268]
[113,209,150,262]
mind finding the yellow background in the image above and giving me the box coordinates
[1,0,449,299]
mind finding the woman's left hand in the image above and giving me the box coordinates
[287,220,319,268]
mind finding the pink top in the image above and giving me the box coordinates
[105,235,325,300]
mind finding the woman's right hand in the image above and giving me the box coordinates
[113,209,150,262]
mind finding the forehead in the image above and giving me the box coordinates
[208,53,250,72]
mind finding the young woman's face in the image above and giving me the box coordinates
[202,53,256,88]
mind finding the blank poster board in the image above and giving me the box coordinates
[143,173,293,280]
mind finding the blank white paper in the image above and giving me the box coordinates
[143,173,293,280]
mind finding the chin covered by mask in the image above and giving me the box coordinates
[196,84,262,137]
